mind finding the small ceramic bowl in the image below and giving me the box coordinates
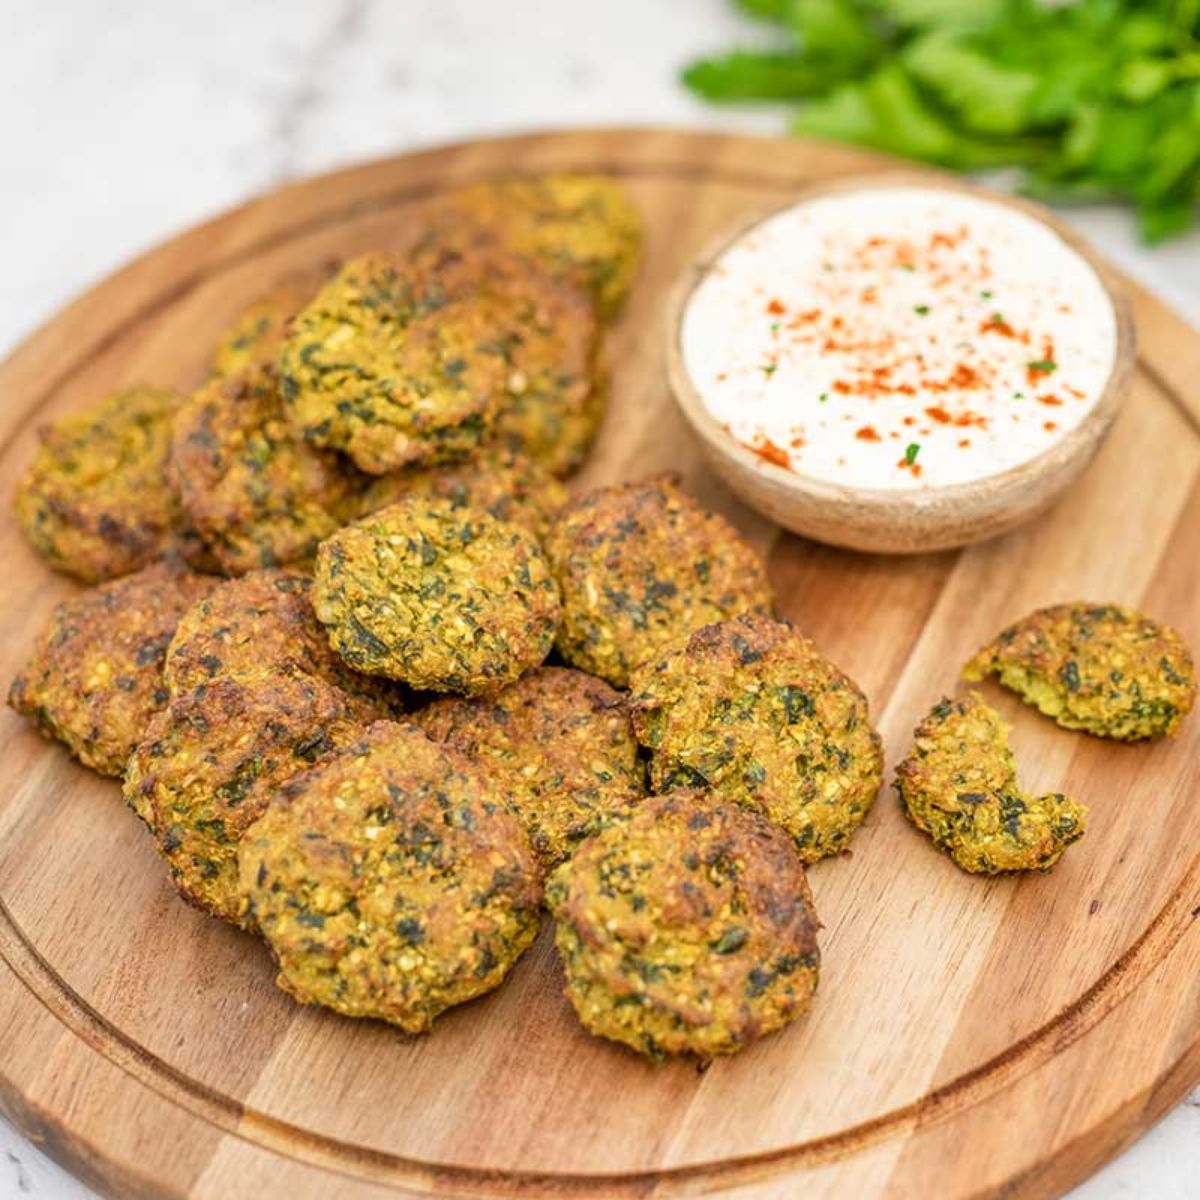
[666,173,1136,555]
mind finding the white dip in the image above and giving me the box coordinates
[680,186,1118,490]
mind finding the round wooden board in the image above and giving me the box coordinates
[1,129,1198,1200]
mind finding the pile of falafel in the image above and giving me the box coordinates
[8,174,1197,1062]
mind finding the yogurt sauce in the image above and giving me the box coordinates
[680,186,1118,491]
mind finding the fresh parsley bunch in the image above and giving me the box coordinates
[684,0,1200,240]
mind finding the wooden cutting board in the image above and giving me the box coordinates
[0,129,1197,1200]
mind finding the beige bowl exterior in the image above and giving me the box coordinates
[666,172,1136,555]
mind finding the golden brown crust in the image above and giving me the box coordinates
[15,385,192,583]
[415,666,644,867]
[630,613,883,862]
[125,669,367,925]
[545,475,774,687]
[165,568,405,720]
[546,789,819,1059]
[405,240,605,478]
[7,563,217,777]
[171,366,359,576]
[239,721,543,1032]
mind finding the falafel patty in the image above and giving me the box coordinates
[210,275,322,378]
[544,476,774,688]
[435,173,643,319]
[415,666,644,867]
[629,614,883,862]
[358,442,568,543]
[406,241,605,479]
[313,497,560,695]
[963,602,1196,740]
[239,721,543,1032]
[171,365,359,576]
[125,668,366,924]
[546,789,820,1060]
[165,568,404,719]
[8,562,216,777]
[896,692,1087,874]
[278,253,508,474]
[494,344,608,479]
[15,385,188,583]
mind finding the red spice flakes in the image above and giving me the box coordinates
[958,438,971,448]
[925,404,988,429]
[946,363,983,391]
[1039,393,1063,407]
[855,425,881,442]
[929,225,968,252]
[766,297,786,316]
[902,415,917,427]
[789,308,822,328]
[1044,420,1058,432]
[979,313,1020,339]
[746,436,791,469]
[861,286,878,304]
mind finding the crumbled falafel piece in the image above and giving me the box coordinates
[313,497,560,695]
[963,602,1196,740]
[896,691,1087,874]
[239,721,543,1031]
[546,789,819,1060]
[8,563,216,776]
[416,666,644,867]
[630,614,883,862]
[544,475,773,687]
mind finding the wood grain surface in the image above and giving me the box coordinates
[0,129,1197,1200]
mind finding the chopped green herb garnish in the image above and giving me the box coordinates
[914,304,930,315]
[761,361,778,378]
[905,443,921,466]
[1027,359,1058,374]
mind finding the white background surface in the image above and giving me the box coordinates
[2,2,1197,1197]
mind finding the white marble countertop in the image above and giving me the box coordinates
[2,2,1197,1197]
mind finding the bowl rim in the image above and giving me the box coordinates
[664,170,1137,512]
